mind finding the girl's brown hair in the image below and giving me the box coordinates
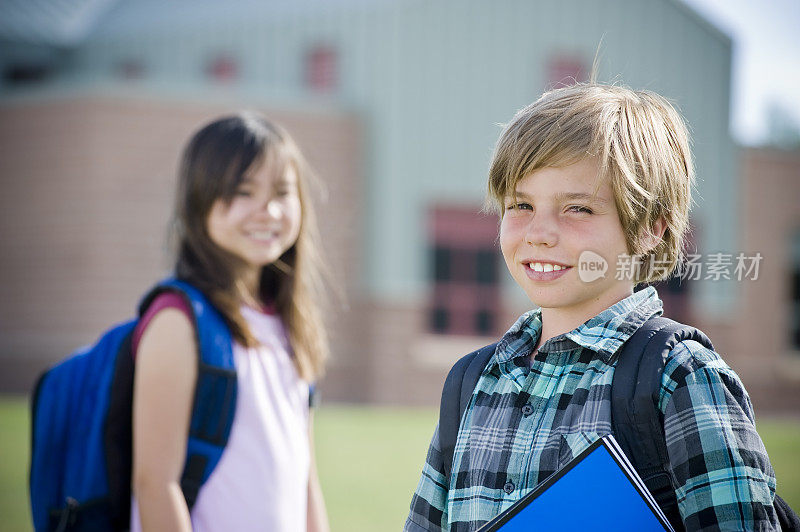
[173,112,327,381]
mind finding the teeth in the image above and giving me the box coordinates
[529,262,565,272]
[250,231,276,239]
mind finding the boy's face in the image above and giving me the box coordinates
[499,157,634,320]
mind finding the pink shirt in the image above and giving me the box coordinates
[131,297,310,531]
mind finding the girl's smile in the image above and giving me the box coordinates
[243,227,284,247]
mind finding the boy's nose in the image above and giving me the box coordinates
[524,215,558,247]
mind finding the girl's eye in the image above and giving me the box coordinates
[235,188,253,197]
[274,181,297,197]
[566,205,593,214]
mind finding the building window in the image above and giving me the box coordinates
[206,54,238,82]
[546,54,587,89]
[475,309,494,336]
[476,250,498,285]
[429,206,500,337]
[305,44,337,92]
[3,63,50,85]
[434,246,452,282]
[431,306,449,334]
[116,59,145,80]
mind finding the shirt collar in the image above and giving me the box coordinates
[493,286,663,367]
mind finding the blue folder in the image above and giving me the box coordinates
[478,435,674,531]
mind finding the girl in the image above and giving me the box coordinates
[130,113,330,531]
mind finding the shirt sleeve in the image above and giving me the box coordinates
[132,291,193,356]
[659,340,779,531]
[404,424,449,531]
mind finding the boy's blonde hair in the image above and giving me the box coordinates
[487,83,694,283]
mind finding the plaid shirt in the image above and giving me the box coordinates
[405,288,778,531]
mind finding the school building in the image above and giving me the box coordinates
[1,0,798,412]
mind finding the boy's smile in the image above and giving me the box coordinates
[499,157,634,334]
[522,259,571,280]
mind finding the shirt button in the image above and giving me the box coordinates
[521,404,534,416]
[503,481,515,494]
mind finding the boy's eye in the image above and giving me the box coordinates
[505,202,533,211]
[566,205,593,214]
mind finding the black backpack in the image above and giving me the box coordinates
[438,316,799,531]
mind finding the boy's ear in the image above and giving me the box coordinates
[640,217,667,253]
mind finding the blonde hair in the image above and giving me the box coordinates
[174,113,328,381]
[487,83,694,283]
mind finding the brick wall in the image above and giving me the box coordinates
[0,96,365,396]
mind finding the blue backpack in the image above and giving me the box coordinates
[29,279,238,532]
[439,316,800,531]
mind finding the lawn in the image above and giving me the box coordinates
[2,397,797,531]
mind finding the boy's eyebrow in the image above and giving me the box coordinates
[508,190,609,204]
[554,192,609,204]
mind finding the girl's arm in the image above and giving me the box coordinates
[132,309,197,532]
[306,411,330,532]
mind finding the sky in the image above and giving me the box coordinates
[680,0,800,145]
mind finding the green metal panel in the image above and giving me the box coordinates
[21,0,736,314]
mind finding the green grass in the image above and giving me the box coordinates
[757,419,800,507]
[2,396,798,531]
[0,397,31,532]
[314,405,438,531]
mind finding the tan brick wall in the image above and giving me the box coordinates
[735,147,800,413]
[0,96,364,395]
[690,147,800,414]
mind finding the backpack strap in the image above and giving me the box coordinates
[439,343,497,483]
[611,315,713,530]
[139,278,238,510]
[774,494,800,530]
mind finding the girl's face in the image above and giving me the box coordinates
[206,160,302,277]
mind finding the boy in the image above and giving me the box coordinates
[404,84,778,531]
